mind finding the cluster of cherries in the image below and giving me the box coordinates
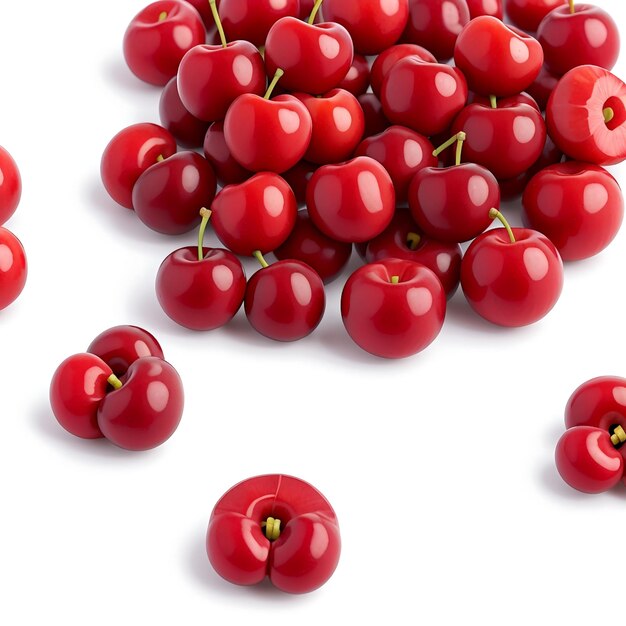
[0,146,27,312]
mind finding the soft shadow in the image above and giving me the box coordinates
[102,56,159,98]
[219,312,296,351]
[445,293,514,335]
[537,464,590,501]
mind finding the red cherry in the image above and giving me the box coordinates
[123,0,205,86]
[358,93,391,139]
[454,17,544,98]
[245,255,325,341]
[274,210,352,283]
[306,156,395,243]
[402,0,470,61]
[323,0,409,55]
[0,146,21,225]
[97,357,184,451]
[282,160,318,206]
[565,376,626,433]
[546,64,626,165]
[156,209,246,330]
[49,353,113,439]
[342,258,446,358]
[100,123,176,209]
[506,0,566,33]
[202,121,251,187]
[132,152,217,235]
[0,227,27,311]
[468,91,541,113]
[526,65,560,111]
[555,426,624,493]
[293,89,364,165]
[87,325,164,376]
[207,474,341,593]
[337,54,370,96]
[211,172,297,255]
[460,211,564,327]
[466,0,502,19]
[537,3,620,76]
[185,0,220,29]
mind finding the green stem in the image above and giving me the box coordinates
[253,250,269,268]
[390,275,400,284]
[455,132,466,166]
[432,131,466,161]
[604,107,615,124]
[489,95,497,109]
[406,232,421,251]
[489,208,516,243]
[569,0,575,14]
[308,0,324,24]
[198,208,212,261]
[158,11,167,21]
[264,68,284,99]
[262,517,281,541]
[108,374,123,390]
[156,154,164,162]
[209,0,227,48]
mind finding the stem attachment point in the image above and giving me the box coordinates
[489,95,497,109]
[198,208,212,261]
[209,0,228,48]
[107,374,123,390]
[390,275,400,284]
[406,232,421,251]
[308,0,324,24]
[262,517,281,541]
[604,107,615,124]
[611,425,626,447]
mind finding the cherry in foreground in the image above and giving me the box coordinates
[0,227,27,311]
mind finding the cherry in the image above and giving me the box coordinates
[245,253,325,341]
[526,65,560,111]
[159,77,210,149]
[381,57,468,137]
[461,210,564,327]
[0,227,27,311]
[206,474,341,593]
[466,0,502,19]
[211,172,297,255]
[342,258,446,359]
[185,0,220,29]
[323,0,409,55]
[282,160,318,206]
[132,152,217,235]
[408,132,500,243]
[87,325,164,376]
[293,89,364,165]
[202,122,251,187]
[177,1,266,122]
[49,353,114,439]
[454,17,544,98]
[565,376,626,434]
[337,54,370,96]
[274,210,352,283]
[97,356,184,451]
[365,209,462,298]
[555,426,624,493]
[122,0,205,86]
[306,156,395,243]
[101,123,176,209]
[0,146,21,225]
[402,0,470,61]
[356,126,436,205]
[358,94,391,138]
[537,2,620,76]
[265,2,354,96]
[546,64,626,165]
[467,91,541,113]
[522,162,623,261]
[506,0,566,33]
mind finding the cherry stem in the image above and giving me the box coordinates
[406,232,421,250]
[262,517,282,541]
[253,250,269,268]
[198,208,212,262]
[611,425,626,446]
[604,107,615,124]
[209,0,227,48]
[489,208,516,243]
[264,68,284,99]
[308,0,324,24]
[156,154,164,162]
[569,0,575,14]
[489,95,497,109]
[107,374,123,390]
[432,131,466,168]
[158,11,168,21]
[390,275,400,284]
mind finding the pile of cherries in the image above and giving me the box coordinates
[0,146,27,312]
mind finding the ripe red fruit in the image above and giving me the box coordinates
[0,227,27,310]
[506,0,566,33]
[0,146,21,225]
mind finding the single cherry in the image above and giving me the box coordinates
[0,146,21,225]
[337,54,370,96]
[0,227,27,311]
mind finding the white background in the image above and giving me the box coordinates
[1,1,626,624]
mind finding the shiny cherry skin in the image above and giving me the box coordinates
[0,227,27,310]
[245,260,325,341]
[224,94,313,173]
[177,42,266,123]
[97,357,184,451]
[461,226,564,327]
[219,0,299,47]
[274,211,352,283]
[468,91,540,113]
[547,65,626,165]
[265,17,354,96]
[381,58,468,137]
[402,0,469,61]
[0,146,21,225]
[203,122,251,187]
[49,353,112,439]
[337,54,370,96]
[526,65,560,111]
[451,102,546,180]
[370,43,436,99]
[537,4,619,76]
[207,474,341,593]
[466,0,502,19]
[282,160,318,206]
[87,326,164,376]
[454,17,543,97]
[157,247,246,330]
[358,94,391,138]
[123,0,205,86]
[185,0,219,28]
[555,426,623,493]
[159,77,210,149]
[342,258,446,358]
[522,162,623,261]
[101,123,176,210]
[307,156,395,243]
[356,126,436,205]
[293,89,364,165]
[211,173,297,255]
[365,210,462,297]
[565,376,626,431]
[323,0,409,55]
[506,0,565,33]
